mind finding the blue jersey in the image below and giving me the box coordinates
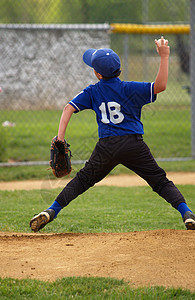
[69,77,156,138]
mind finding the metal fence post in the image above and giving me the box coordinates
[123,34,129,81]
[142,0,149,81]
[190,0,195,159]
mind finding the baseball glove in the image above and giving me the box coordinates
[50,136,72,178]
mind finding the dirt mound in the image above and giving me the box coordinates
[0,230,194,291]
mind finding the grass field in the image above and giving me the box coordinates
[0,93,192,163]
[1,277,194,299]
[1,185,195,233]
[0,184,195,298]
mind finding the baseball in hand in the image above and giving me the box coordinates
[157,38,167,46]
[0,87,2,93]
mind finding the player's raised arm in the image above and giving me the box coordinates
[58,103,76,141]
[153,36,170,94]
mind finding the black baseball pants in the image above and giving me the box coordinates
[56,134,185,209]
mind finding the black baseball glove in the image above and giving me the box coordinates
[50,136,72,178]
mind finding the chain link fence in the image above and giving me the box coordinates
[0,0,193,165]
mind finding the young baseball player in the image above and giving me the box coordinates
[30,37,195,232]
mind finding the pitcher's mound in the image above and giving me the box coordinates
[0,229,194,291]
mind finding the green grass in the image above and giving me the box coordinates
[1,185,194,233]
[0,110,98,162]
[143,108,191,157]
[0,277,194,299]
[0,104,192,163]
[0,159,194,182]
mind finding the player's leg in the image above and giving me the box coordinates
[54,138,118,207]
[30,138,118,232]
[120,136,195,230]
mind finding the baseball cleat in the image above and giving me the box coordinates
[30,209,55,232]
[183,211,195,230]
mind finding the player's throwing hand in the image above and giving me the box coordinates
[155,36,170,57]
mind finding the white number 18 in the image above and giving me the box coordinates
[99,101,124,124]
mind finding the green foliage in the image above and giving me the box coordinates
[0,0,190,24]
[0,277,194,299]
[148,0,189,23]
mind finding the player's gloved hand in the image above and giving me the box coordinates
[50,136,72,178]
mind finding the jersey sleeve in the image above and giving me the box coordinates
[127,81,157,107]
[69,88,92,113]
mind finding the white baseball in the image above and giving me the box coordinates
[157,38,167,46]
